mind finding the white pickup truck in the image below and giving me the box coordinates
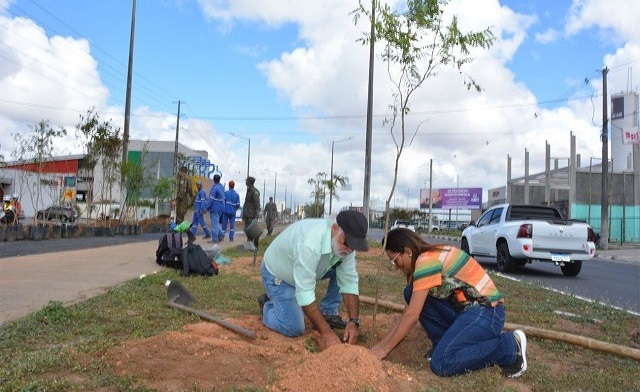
[460,204,596,276]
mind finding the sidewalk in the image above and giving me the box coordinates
[594,244,640,265]
[0,230,256,325]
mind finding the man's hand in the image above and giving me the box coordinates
[302,302,342,348]
[321,330,341,348]
[342,322,359,344]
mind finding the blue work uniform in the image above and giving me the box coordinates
[221,188,241,241]
[190,187,211,237]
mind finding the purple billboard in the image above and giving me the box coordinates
[420,188,483,210]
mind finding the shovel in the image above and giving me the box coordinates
[165,280,256,340]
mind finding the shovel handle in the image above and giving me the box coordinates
[167,300,256,339]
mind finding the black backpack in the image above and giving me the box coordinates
[156,231,184,269]
[181,242,219,276]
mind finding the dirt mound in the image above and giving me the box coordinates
[106,313,430,391]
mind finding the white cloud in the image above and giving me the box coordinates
[0,0,13,15]
[2,0,635,214]
[192,0,618,211]
[0,15,109,158]
[535,28,559,44]
[566,0,640,42]
[604,43,640,94]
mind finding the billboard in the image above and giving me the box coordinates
[611,96,624,119]
[63,176,77,203]
[623,127,640,144]
[420,188,483,210]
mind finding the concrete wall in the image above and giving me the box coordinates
[507,170,639,242]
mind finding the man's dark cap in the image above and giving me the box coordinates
[336,210,369,252]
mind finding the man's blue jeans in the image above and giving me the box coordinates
[319,268,341,316]
[403,285,518,376]
[260,263,342,337]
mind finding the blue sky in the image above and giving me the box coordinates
[1,0,639,214]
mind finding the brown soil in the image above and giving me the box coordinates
[102,253,550,391]
[106,313,438,391]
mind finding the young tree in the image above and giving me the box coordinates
[76,108,121,224]
[307,172,327,218]
[353,0,494,341]
[99,132,122,225]
[354,0,494,233]
[152,177,175,203]
[120,143,154,225]
[326,172,349,213]
[13,120,67,225]
[307,171,350,218]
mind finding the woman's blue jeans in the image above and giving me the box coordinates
[404,285,518,376]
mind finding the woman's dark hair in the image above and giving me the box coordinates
[383,228,434,281]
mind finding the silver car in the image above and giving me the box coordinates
[36,206,78,223]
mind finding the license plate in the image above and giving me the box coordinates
[551,254,570,262]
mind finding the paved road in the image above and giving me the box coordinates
[473,255,640,315]
[0,233,163,259]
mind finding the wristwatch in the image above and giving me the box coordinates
[348,317,360,327]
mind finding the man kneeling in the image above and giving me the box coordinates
[258,210,369,347]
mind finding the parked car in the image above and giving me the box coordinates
[36,206,78,223]
[390,220,415,232]
[456,222,469,231]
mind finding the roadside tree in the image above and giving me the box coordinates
[12,120,67,226]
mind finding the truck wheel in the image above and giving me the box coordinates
[514,259,528,267]
[561,261,582,277]
[461,238,471,255]
[496,243,516,273]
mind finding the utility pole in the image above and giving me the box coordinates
[173,100,183,176]
[122,0,136,166]
[428,159,433,232]
[363,0,375,222]
[119,0,136,224]
[329,136,353,215]
[600,67,609,250]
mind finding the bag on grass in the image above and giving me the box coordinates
[156,230,184,269]
[181,242,219,276]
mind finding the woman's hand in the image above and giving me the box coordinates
[370,344,387,360]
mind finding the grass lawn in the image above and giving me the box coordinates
[0,236,638,391]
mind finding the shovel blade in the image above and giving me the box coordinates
[165,280,195,306]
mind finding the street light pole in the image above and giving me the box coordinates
[329,136,354,215]
[230,132,250,178]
